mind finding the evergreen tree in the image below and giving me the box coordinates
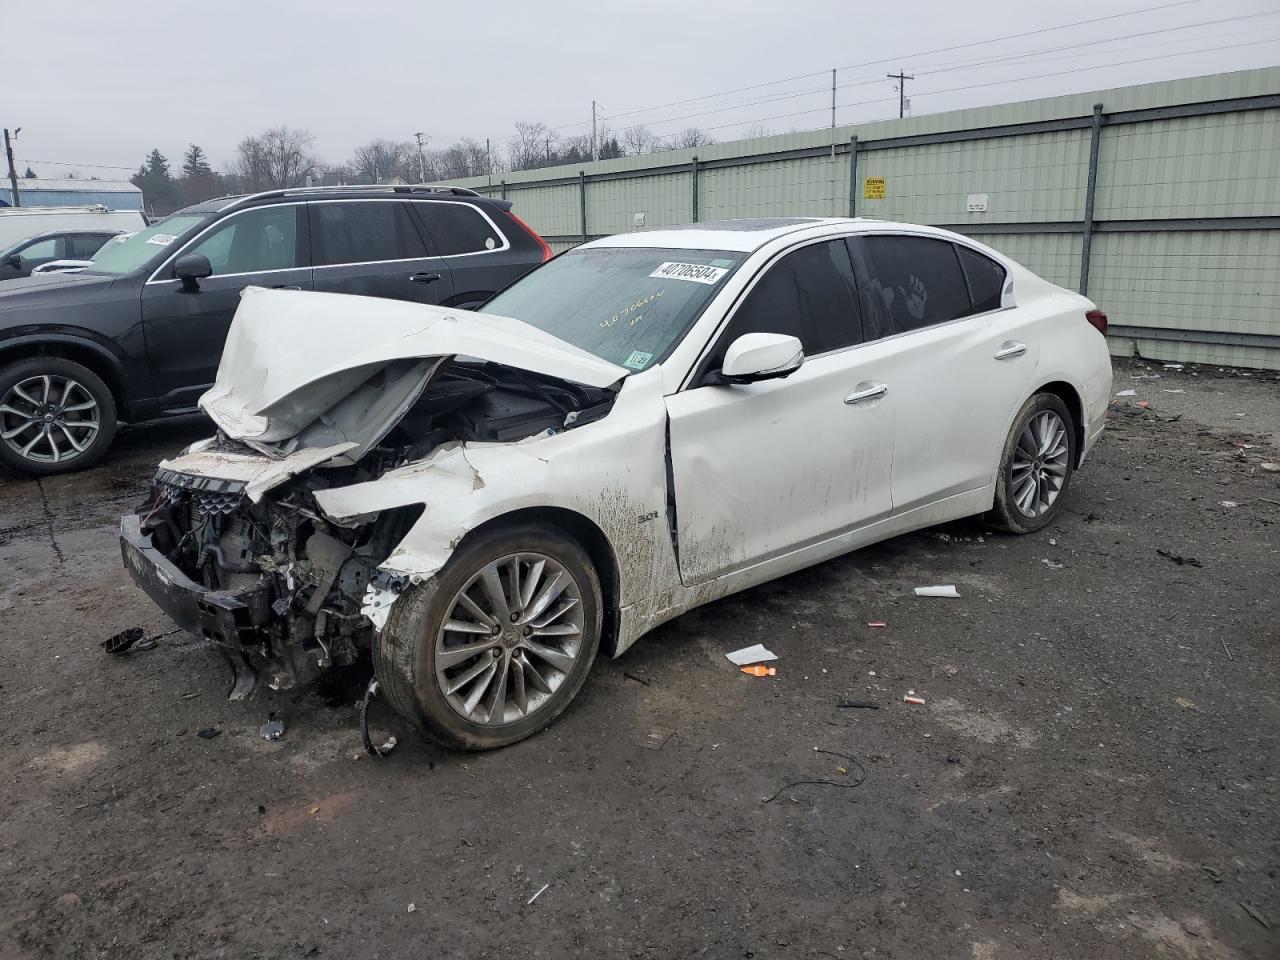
[130,149,180,214]
[182,144,213,177]
[22,167,36,178]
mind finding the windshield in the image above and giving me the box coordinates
[86,214,207,276]
[482,246,745,372]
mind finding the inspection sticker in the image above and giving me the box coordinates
[649,261,728,285]
[146,233,178,246]
[623,351,653,370]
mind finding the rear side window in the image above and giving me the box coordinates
[703,239,862,374]
[68,234,111,259]
[847,235,971,339]
[311,201,428,266]
[413,202,503,256]
[955,245,1006,313]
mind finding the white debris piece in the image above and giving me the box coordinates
[726,644,778,666]
[914,585,960,598]
[1115,389,1136,397]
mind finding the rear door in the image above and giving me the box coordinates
[308,199,455,306]
[847,233,1039,511]
[141,204,312,412]
[409,200,522,307]
[665,238,894,584]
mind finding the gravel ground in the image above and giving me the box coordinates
[1,358,1277,960]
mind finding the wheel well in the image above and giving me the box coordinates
[1037,381,1085,466]
[0,341,126,420]
[460,506,622,657]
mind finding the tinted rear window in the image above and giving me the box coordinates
[413,202,503,256]
[956,245,1007,313]
[311,201,428,266]
[847,235,971,338]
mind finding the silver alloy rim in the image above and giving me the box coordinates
[1010,410,1069,518]
[0,374,100,464]
[434,552,585,726]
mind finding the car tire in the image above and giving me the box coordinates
[0,357,118,476]
[374,521,603,751]
[990,392,1076,534]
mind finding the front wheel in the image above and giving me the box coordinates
[0,357,118,476]
[990,393,1076,534]
[374,522,602,751]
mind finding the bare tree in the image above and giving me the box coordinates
[621,124,658,156]
[349,138,414,184]
[232,126,319,191]
[508,121,557,171]
[739,124,772,140]
[433,138,494,180]
[671,127,717,149]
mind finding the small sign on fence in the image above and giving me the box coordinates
[967,193,989,212]
[863,177,887,200]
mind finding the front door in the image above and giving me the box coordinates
[140,204,311,412]
[665,239,894,584]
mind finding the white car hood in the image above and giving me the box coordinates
[198,286,628,455]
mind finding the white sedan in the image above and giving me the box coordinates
[121,217,1112,750]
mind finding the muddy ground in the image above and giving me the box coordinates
[1,358,1277,960]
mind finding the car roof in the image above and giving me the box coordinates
[582,217,972,253]
[176,184,496,217]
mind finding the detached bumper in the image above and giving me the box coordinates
[119,514,260,648]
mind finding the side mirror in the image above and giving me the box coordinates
[173,253,213,291]
[3,253,20,269]
[717,332,804,384]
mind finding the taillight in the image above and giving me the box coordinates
[507,210,552,262]
[1086,309,1108,336]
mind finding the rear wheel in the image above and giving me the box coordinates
[374,522,602,750]
[0,357,117,476]
[990,392,1075,534]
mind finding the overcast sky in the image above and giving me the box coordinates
[8,0,1278,178]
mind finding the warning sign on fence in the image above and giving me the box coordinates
[864,177,886,200]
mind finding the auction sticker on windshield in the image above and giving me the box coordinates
[146,234,178,246]
[649,262,729,285]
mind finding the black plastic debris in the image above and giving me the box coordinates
[197,727,221,740]
[837,700,880,709]
[102,627,145,655]
[359,679,398,758]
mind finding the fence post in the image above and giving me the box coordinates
[579,171,588,244]
[1079,102,1104,295]
[691,156,699,222]
[500,180,507,201]
[847,136,859,218]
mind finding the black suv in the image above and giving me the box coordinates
[0,185,551,475]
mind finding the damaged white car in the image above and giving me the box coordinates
[121,218,1112,749]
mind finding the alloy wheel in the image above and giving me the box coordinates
[1010,409,1069,518]
[434,552,586,726]
[0,374,100,465]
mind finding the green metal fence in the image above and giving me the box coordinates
[449,67,1280,370]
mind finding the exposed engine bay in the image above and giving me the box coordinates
[128,361,616,695]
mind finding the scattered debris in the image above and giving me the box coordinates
[197,728,221,740]
[1162,389,1185,394]
[527,883,550,906]
[260,720,286,741]
[1182,917,1202,937]
[838,700,880,709]
[407,903,416,914]
[1156,549,1203,568]
[1174,697,1195,709]
[1261,462,1280,473]
[1220,637,1235,663]
[1163,363,1184,371]
[178,692,200,701]
[914,585,960,598]
[1115,389,1137,397]
[1138,400,1152,409]
[623,671,651,686]
[644,729,674,750]
[102,627,145,655]
[1219,501,1239,508]
[726,644,777,666]
[1041,558,1064,569]
[741,665,777,677]
[359,679,398,758]
[866,620,887,628]
[762,748,866,804]
[904,695,927,705]
[1239,901,1272,931]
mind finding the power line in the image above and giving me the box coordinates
[17,158,137,172]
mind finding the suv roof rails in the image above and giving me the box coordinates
[227,183,483,208]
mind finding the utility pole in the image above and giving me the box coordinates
[887,70,914,119]
[413,132,428,183]
[591,101,599,162]
[486,137,492,189]
[4,128,21,207]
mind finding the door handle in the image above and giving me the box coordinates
[994,341,1027,360]
[409,272,442,284]
[845,383,888,404]
[271,284,302,290]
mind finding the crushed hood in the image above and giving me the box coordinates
[199,287,628,458]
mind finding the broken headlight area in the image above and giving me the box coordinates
[122,360,617,697]
[132,465,423,693]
